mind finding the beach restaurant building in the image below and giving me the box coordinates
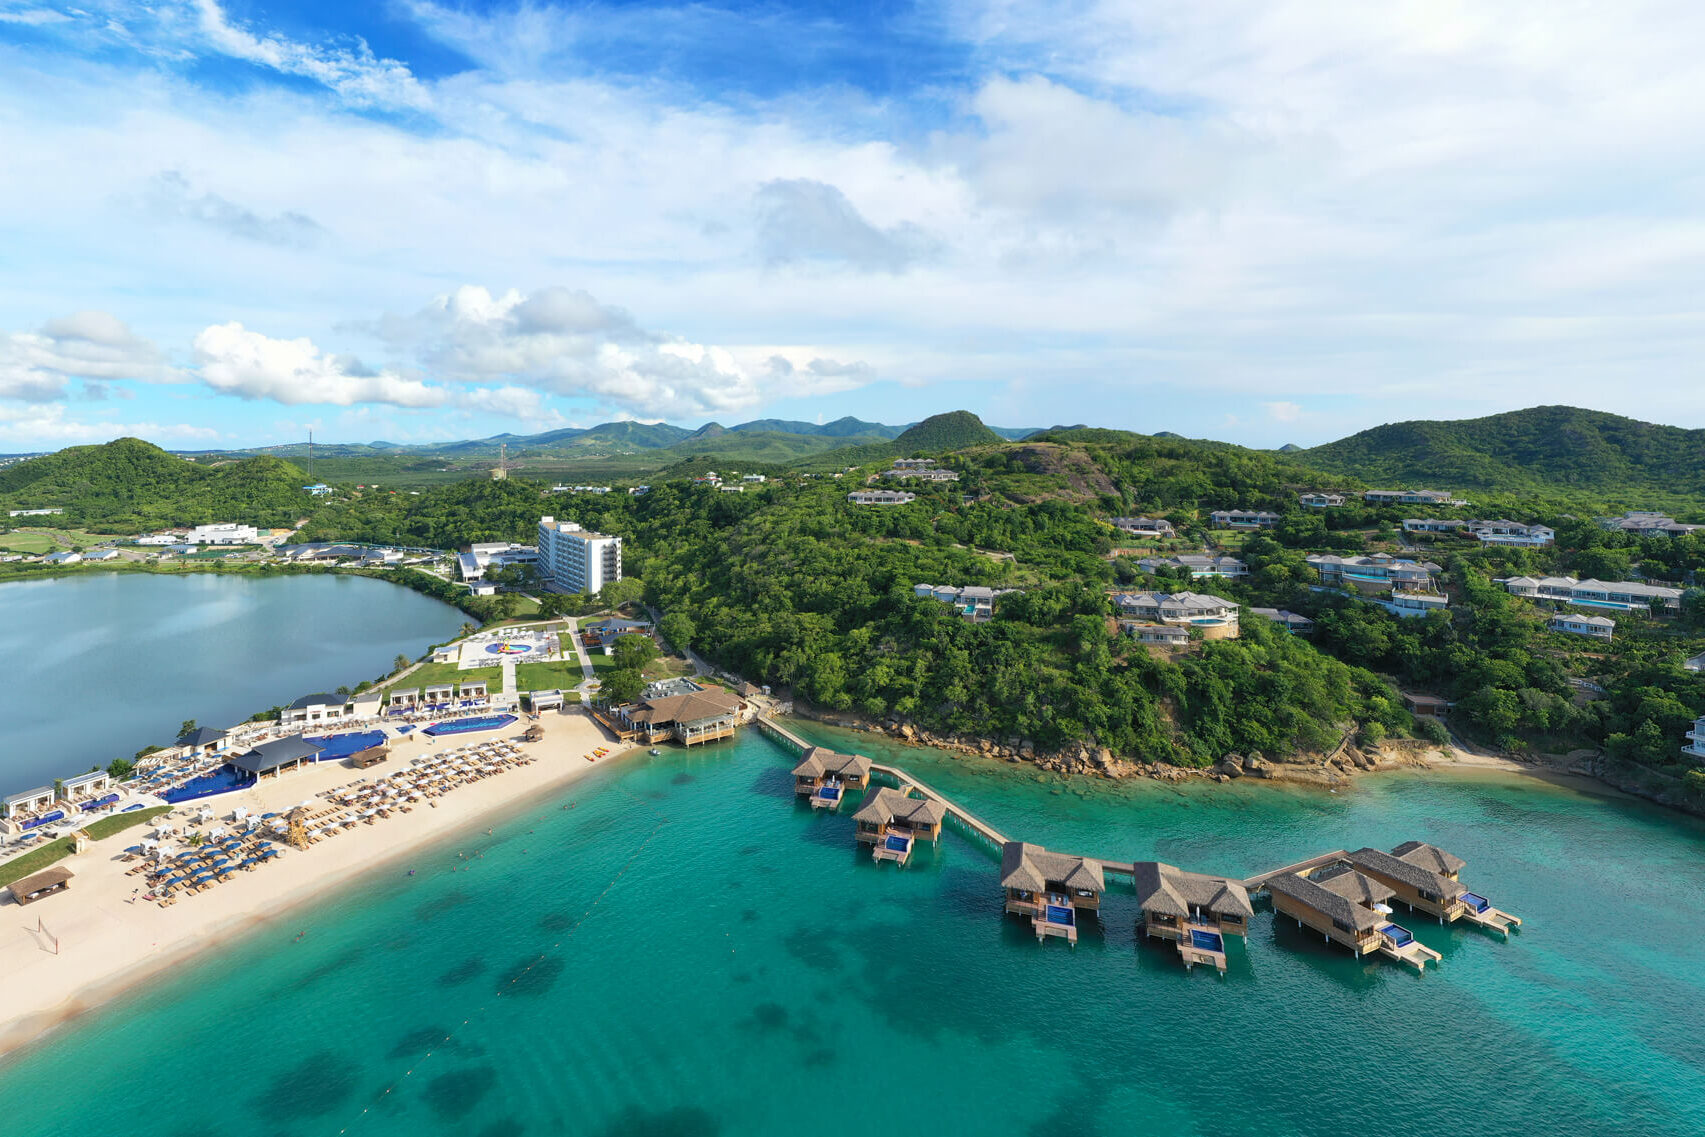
[852,787,947,865]
[615,688,743,746]
[280,693,352,726]
[1001,842,1106,945]
[227,736,326,782]
[1132,861,1255,972]
[791,747,872,810]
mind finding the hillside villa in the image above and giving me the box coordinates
[1298,493,1345,507]
[1112,516,1176,537]
[848,490,915,505]
[1209,509,1281,529]
[1363,489,1466,506]
[1598,511,1704,536]
[1121,622,1191,647]
[914,583,1019,622]
[1685,716,1705,764]
[1132,861,1255,972]
[1550,613,1615,640]
[1308,553,1441,592]
[1111,591,1240,638]
[1000,842,1105,945]
[1251,607,1316,634]
[1403,518,1555,546]
[1500,575,1683,613]
[1136,555,1247,579]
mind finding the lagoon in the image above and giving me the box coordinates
[0,572,467,790]
[2,722,1702,1136]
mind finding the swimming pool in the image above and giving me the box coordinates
[423,714,518,737]
[1460,892,1491,914]
[1189,928,1224,952]
[303,730,387,760]
[883,834,911,852]
[161,767,253,804]
[1380,923,1414,947]
[1045,904,1075,925]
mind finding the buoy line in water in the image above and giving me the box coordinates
[334,783,670,1135]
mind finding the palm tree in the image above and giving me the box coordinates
[459,621,476,640]
[393,654,410,674]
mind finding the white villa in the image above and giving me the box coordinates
[1112,591,1240,639]
[1209,510,1281,529]
[1401,519,1555,546]
[1377,592,1450,618]
[914,583,1019,622]
[1252,607,1316,634]
[882,459,959,482]
[848,490,915,505]
[279,693,353,725]
[7,507,63,517]
[1298,493,1345,508]
[187,523,259,545]
[1500,576,1683,613]
[1122,622,1191,647]
[458,542,539,581]
[1136,555,1247,578]
[1550,614,1615,640]
[1364,489,1466,506]
[1112,517,1176,537]
[1309,553,1442,592]
[1598,511,1704,536]
[1685,715,1705,764]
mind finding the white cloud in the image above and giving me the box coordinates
[192,0,429,110]
[193,322,445,407]
[0,403,221,446]
[0,311,181,401]
[1263,401,1303,423]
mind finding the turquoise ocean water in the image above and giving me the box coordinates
[3,720,1703,1137]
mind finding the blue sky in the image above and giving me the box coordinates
[2,0,1703,451]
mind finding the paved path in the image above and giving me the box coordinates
[563,617,600,699]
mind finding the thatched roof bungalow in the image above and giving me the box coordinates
[1001,842,1105,945]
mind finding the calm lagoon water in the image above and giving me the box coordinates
[2,720,1703,1137]
[0,573,467,789]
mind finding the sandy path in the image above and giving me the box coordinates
[0,709,632,1060]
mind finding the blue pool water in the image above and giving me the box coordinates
[884,834,910,852]
[1045,904,1075,925]
[1461,892,1490,913]
[423,715,517,737]
[161,767,252,804]
[305,730,388,760]
[1380,924,1414,947]
[1189,929,1224,952]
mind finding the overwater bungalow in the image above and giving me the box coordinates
[791,747,872,810]
[1000,842,1106,945]
[7,866,73,906]
[1267,867,1442,970]
[227,736,326,782]
[1351,842,1522,936]
[852,787,947,865]
[1131,861,1255,972]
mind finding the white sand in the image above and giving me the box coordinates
[0,709,632,1059]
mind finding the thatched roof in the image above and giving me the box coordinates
[1267,870,1388,933]
[790,747,871,781]
[852,787,947,828]
[1132,861,1254,920]
[1315,864,1397,907]
[9,865,74,901]
[1392,841,1466,875]
[999,842,1105,894]
[1347,847,1463,900]
[624,689,741,726]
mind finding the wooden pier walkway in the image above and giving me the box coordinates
[757,715,1349,889]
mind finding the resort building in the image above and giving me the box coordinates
[60,771,112,804]
[386,689,421,712]
[1121,622,1191,647]
[8,866,73,907]
[1136,555,1246,579]
[227,736,326,781]
[1308,553,1441,593]
[1251,608,1316,635]
[43,551,81,565]
[791,747,872,810]
[614,688,743,746]
[913,583,1018,622]
[1112,517,1176,538]
[743,473,766,483]
[83,549,120,562]
[1111,591,1240,639]
[1376,592,1450,619]
[1401,518,1466,535]
[1298,493,1345,508]
[537,516,622,595]
[7,507,63,517]
[280,693,352,725]
[1499,576,1683,613]
[892,458,936,470]
[3,786,57,819]
[882,463,959,482]
[175,726,230,758]
[1683,716,1705,764]
[1363,489,1464,506]
[1550,613,1615,640]
[457,542,538,581]
[1351,843,1522,936]
[1598,511,1704,536]
[530,689,567,712]
[303,483,333,496]
[847,490,915,505]
[1132,861,1255,972]
[1000,842,1105,945]
[1467,520,1555,547]
[1208,509,1281,529]
[1267,867,1441,970]
[852,787,948,864]
[186,523,259,545]
[1402,693,1451,720]
[422,683,455,707]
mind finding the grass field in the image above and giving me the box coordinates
[512,659,586,692]
[1,806,171,886]
[0,527,129,554]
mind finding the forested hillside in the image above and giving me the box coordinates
[0,438,313,530]
[1302,406,1705,504]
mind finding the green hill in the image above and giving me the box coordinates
[1301,406,1705,504]
[893,411,1002,452]
[0,438,313,531]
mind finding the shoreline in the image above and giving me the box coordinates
[0,710,637,1064]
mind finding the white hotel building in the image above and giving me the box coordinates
[538,516,622,595]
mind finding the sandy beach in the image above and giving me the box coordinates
[0,708,633,1061]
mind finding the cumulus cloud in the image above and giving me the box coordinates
[193,322,445,407]
[0,312,181,401]
[193,0,429,110]
[1263,401,1303,423]
[142,171,325,248]
[754,179,934,272]
[0,403,221,446]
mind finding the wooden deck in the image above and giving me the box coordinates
[1241,850,1351,891]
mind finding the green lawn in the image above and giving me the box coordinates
[513,659,586,692]
[641,655,694,681]
[387,662,500,694]
[0,527,131,554]
[0,806,170,886]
